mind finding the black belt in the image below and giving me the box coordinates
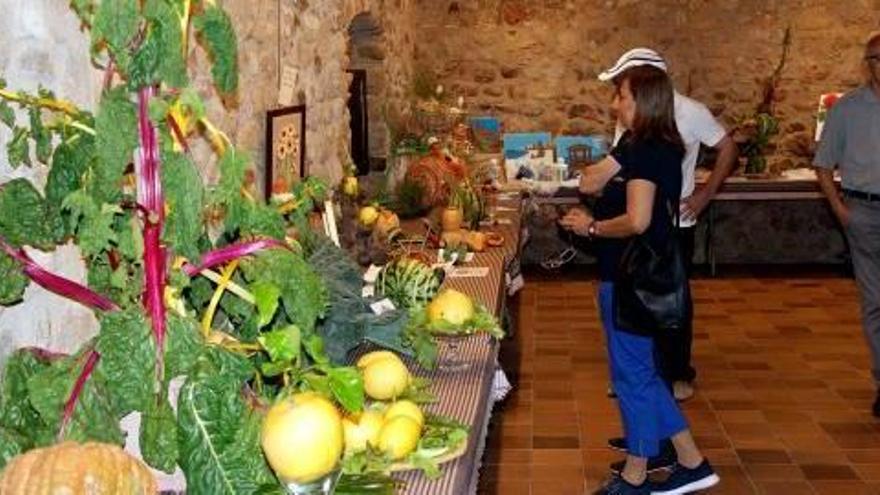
[843,188,880,202]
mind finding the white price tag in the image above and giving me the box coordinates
[449,267,490,278]
[370,298,396,315]
[363,264,382,284]
[362,285,375,298]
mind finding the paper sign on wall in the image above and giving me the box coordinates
[278,66,297,106]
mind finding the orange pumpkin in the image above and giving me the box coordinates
[0,442,157,494]
[441,206,463,233]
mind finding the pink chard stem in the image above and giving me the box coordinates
[137,87,167,386]
[182,238,290,277]
[57,349,100,441]
[0,236,118,312]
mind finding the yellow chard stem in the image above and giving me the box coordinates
[195,267,255,304]
[0,88,82,118]
[201,259,240,338]
[199,117,230,155]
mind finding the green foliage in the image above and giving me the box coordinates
[306,236,434,365]
[242,250,327,334]
[194,6,239,94]
[7,127,30,168]
[27,352,124,445]
[93,87,137,203]
[162,150,204,260]
[95,309,156,414]
[177,355,276,495]
[63,191,121,257]
[130,0,189,89]
[28,107,52,164]
[70,0,97,26]
[46,136,96,236]
[165,314,204,379]
[0,351,50,441]
[140,398,178,473]
[0,178,63,250]
[0,252,29,305]
[214,148,249,232]
[0,428,28,470]
[0,99,14,128]
[91,0,139,73]
[251,281,281,329]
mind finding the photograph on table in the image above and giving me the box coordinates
[265,105,307,199]
[554,135,609,168]
[469,116,502,153]
[502,132,552,180]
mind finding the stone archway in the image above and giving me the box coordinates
[347,12,387,173]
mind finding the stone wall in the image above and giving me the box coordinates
[279,0,417,184]
[412,0,880,172]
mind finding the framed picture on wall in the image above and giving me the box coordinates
[265,105,306,199]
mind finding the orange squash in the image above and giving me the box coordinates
[0,442,157,494]
[441,206,463,233]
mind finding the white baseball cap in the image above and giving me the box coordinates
[598,48,668,82]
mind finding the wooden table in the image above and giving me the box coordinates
[388,193,523,495]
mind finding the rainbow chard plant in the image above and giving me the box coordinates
[0,1,382,493]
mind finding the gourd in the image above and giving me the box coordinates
[0,442,157,494]
[441,206,463,233]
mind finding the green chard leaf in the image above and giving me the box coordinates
[46,136,96,238]
[326,366,364,414]
[92,0,139,73]
[0,427,29,469]
[0,251,28,305]
[214,148,249,233]
[258,325,300,364]
[0,178,62,250]
[0,350,51,436]
[162,150,204,260]
[94,87,137,203]
[140,398,178,473]
[128,28,163,90]
[0,99,15,128]
[165,313,203,379]
[144,0,188,88]
[7,126,31,168]
[28,106,52,164]
[62,190,118,257]
[95,309,156,414]
[242,250,327,334]
[194,6,239,94]
[177,372,275,494]
[70,0,96,26]
[251,281,281,329]
[27,352,124,445]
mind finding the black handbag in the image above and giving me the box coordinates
[613,194,690,336]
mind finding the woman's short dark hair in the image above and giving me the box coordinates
[615,66,684,153]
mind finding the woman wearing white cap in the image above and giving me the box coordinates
[560,64,719,494]
[599,48,738,403]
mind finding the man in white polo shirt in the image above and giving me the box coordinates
[593,48,739,477]
[599,48,738,403]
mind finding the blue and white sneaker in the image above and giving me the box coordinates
[593,475,650,495]
[650,459,720,494]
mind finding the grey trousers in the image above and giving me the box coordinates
[846,197,880,385]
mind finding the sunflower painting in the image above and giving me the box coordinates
[265,105,306,199]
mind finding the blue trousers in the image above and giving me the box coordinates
[598,282,688,458]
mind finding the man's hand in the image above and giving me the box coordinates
[559,207,594,237]
[681,189,711,222]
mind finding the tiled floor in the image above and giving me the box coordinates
[478,274,880,494]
